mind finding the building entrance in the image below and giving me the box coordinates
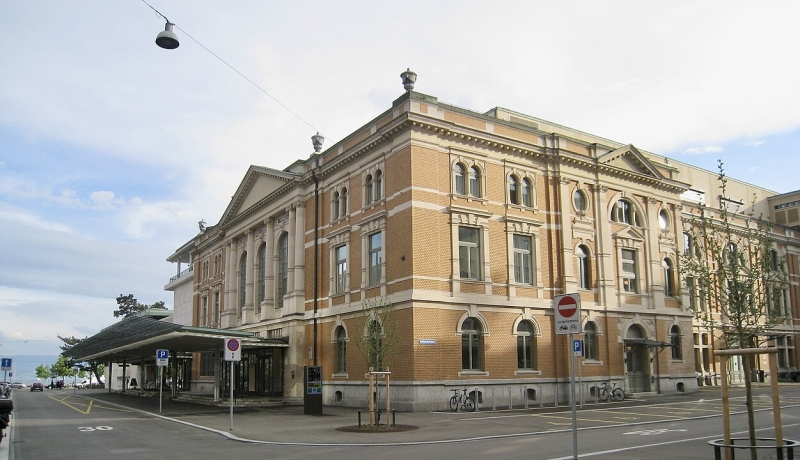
[221,347,284,397]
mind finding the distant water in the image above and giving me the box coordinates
[1,355,60,384]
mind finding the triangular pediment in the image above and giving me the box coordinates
[612,225,645,242]
[598,144,664,179]
[219,166,298,226]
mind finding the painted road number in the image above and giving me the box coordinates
[79,426,113,432]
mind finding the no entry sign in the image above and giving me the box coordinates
[554,293,581,334]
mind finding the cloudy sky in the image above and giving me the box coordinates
[1,1,798,357]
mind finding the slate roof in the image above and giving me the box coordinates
[64,316,286,363]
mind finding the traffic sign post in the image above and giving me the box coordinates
[554,293,581,334]
[554,293,582,460]
[1,358,11,384]
[155,349,169,413]
[224,338,242,430]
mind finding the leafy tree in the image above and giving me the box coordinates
[113,294,166,318]
[353,297,400,372]
[57,335,104,385]
[680,161,789,456]
[35,364,51,379]
[51,355,75,381]
[353,297,401,427]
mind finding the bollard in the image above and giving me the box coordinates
[523,386,528,409]
[492,387,496,411]
[555,385,559,407]
[358,410,362,428]
[539,385,544,408]
[508,386,513,409]
[474,387,480,412]
[391,409,396,427]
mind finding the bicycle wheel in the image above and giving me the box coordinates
[464,397,476,412]
[612,388,625,402]
[449,395,459,411]
[597,387,609,401]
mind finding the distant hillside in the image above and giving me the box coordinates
[1,355,59,383]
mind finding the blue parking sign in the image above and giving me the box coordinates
[157,349,169,359]
[573,339,583,357]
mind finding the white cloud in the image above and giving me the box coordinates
[682,146,725,155]
[746,140,764,147]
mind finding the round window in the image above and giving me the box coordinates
[658,209,670,230]
[573,189,588,212]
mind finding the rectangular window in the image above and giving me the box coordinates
[513,234,533,284]
[213,291,220,326]
[368,232,382,285]
[201,296,208,327]
[200,352,216,377]
[621,249,638,293]
[335,245,347,294]
[459,226,481,280]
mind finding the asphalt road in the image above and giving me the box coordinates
[5,385,800,460]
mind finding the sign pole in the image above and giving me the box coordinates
[554,294,581,460]
[159,366,163,413]
[229,360,234,431]
[569,332,578,460]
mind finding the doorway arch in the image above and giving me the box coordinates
[625,325,651,392]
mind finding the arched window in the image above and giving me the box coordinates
[670,325,683,360]
[277,233,288,308]
[238,252,246,318]
[509,175,519,205]
[257,243,266,307]
[516,320,536,369]
[461,317,483,370]
[454,163,466,195]
[683,232,693,258]
[576,245,591,289]
[522,178,532,207]
[340,187,348,216]
[663,258,675,297]
[374,170,383,201]
[365,174,373,205]
[584,322,598,360]
[335,326,347,373]
[332,191,340,220]
[612,199,640,226]
[469,166,481,198]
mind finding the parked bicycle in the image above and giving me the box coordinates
[449,388,476,412]
[596,381,625,402]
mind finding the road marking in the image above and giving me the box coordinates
[624,428,687,436]
[49,395,131,415]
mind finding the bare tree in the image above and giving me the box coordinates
[680,161,789,456]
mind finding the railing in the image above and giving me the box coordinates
[709,438,798,460]
[169,266,194,283]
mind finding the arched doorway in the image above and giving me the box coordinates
[625,325,651,393]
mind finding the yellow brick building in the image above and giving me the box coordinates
[168,83,799,411]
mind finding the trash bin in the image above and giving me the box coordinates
[757,370,765,383]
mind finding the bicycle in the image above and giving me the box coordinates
[449,388,476,412]
[596,381,625,402]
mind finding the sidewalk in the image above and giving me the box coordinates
[74,386,738,445]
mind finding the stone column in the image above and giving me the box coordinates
[222,238,238,328]
[264,218,275,314]
[242,228,255,323]
[560,175,577,293]
[293,203,306,297]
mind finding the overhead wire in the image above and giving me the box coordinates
[140,0,327,142]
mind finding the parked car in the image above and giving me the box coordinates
[10,382,26,389]
[30,382,44,392]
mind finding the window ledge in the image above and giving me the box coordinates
[514,370,542,376]
[582,360,604,366]
[332,373,348,379]
[458,370,489,377]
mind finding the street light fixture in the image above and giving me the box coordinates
[156,21,179,49]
